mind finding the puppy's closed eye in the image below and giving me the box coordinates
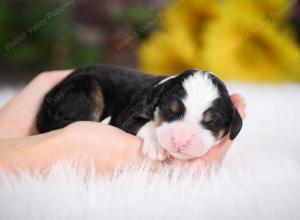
[202,110,224,132]
[203,110,222,123]
[160,99,185,122]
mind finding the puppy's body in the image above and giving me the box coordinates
[37,65,164,134]
[37,64,242,160]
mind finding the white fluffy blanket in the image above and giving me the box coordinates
[0,84,300,220]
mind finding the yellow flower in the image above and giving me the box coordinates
[200,10,300,82]
[139,28,200,75]
[161,0,220,37]
[138,0,300,82]
[226,0,294,21]
[139,0,219,74]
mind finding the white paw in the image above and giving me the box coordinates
[142,138,168,161]
[100,116,111,124]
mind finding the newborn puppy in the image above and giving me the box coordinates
[37,64,242,161]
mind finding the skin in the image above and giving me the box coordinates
[0,70,246,174]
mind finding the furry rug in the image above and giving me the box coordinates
[0,83,300,220]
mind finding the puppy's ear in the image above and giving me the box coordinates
[229,107,243,140]
[139,83,166,119]
[138,102,153,120]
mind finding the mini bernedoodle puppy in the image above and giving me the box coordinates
[37,64,242,161]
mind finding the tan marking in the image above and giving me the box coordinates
[169,100,180,113]
[216,129,225,139]
[203,110,213,123]
[154,107,163,127]
[90,85,104,121]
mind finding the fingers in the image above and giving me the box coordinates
[9,70,73,108]
[32,70,73,89]
[230,93,246,119]
[1,70,73,138]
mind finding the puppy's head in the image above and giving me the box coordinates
[144,70,242,160]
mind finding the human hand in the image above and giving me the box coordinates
[0,70,245,174]
[0,70,72,139]
[0,71,143,173]
[58,92,246,172]
[57,121,142,173]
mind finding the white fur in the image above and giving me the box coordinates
[182,71,219,122]
[1,84,300,220]
[155,75,177,86]
[155,72,219,159]
[137,121,168,160]
[100,116,111,124]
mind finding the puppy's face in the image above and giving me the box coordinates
[146,70,242,160]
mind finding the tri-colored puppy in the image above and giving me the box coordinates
[37,65,242,161]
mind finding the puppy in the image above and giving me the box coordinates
[37,64,242,161]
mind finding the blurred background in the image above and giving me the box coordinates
[0,1,300,194]
[0,0,300,84]
[1,0,300,167]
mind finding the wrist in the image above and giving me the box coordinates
[0,107,12,139]
[0,129,68,172]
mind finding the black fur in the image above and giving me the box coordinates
[37,65,242,140]
[206,72,242,140]
[37,65,164,134]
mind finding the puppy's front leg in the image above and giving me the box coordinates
[137,121,168,161]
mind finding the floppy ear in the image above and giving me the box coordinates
[229,107,243,140]
[139,83,166,120]
[138,101,153,120]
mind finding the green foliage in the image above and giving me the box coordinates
[126,6,155,25]
[128,6,162,40]
[0,0,103,69]
[0,2,12,44]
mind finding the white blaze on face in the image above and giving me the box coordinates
[156,71,220,160]
[182,72,219,123]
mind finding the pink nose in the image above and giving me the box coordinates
[171,135,191,149]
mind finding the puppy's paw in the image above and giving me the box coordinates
[137,121,168,161]
[142,138,168,161]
